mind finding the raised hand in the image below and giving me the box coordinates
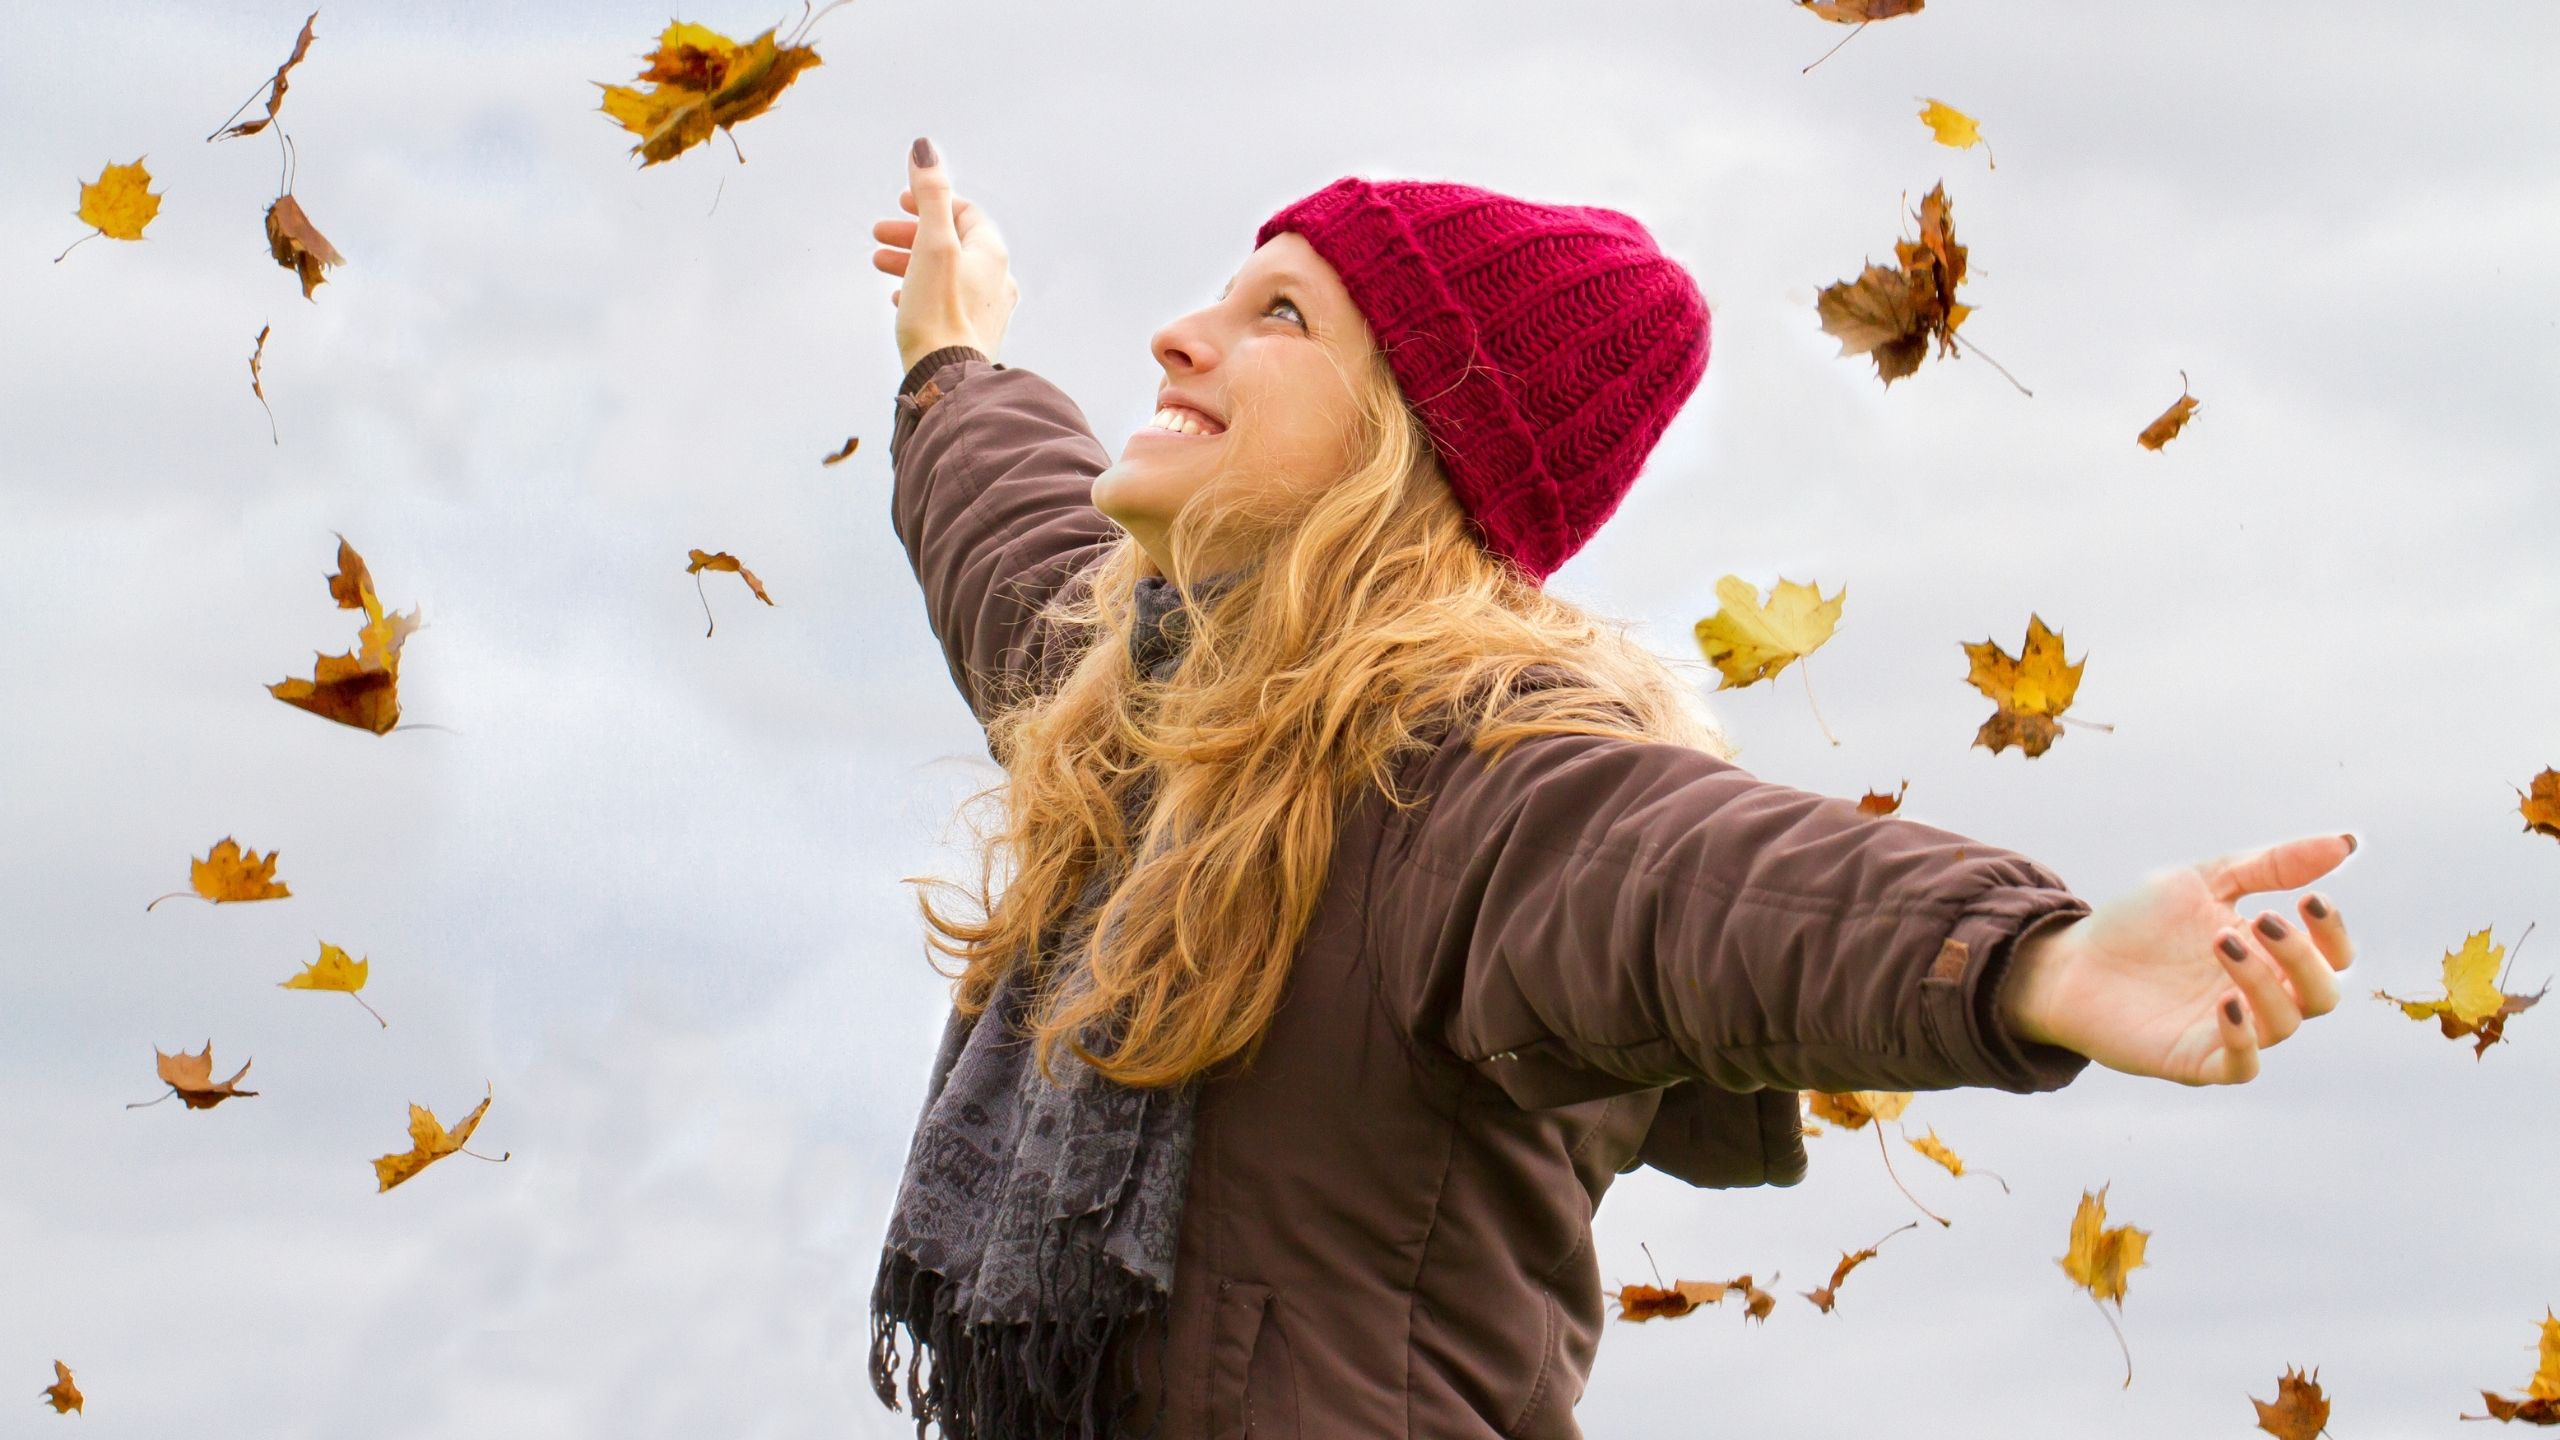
[872,136,1020,375]
[1996,833,2361,1086]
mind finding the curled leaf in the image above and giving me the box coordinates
[209,11,319,142]
[266,194,346,300]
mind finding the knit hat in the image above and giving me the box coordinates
[1254,176,1712,585]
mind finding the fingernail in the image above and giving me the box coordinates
[2339,832,2358,853]
[912,136,938,167]
[2223,998,2245,1025]
[2304,895,2330,919]
[2255,912,2289,941]
[2218,934,2249,963]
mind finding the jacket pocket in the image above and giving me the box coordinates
[1207,1279,1298,1439]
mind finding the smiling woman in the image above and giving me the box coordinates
[857,137,2358,1440]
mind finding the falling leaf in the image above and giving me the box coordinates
[1917,99,1994,167]
[2374,925,2547,1058]
[1801,1221,1920,1313]
[266,194,346,301]
[208,11,319,142]
[2139,371,2202,450]
[1612,1278,1735,1323]
[1906,1126,1965,1176]
[687,547,774,636]
[1962,613,2091,758]
[133,1041,260,1111]
[1855,780,1908,816]
[145,835,292,911]
[2460,1308,2560,1424]
[821,434,860,466]
[249,323,278,443]
[1816,182,1974,387]
[269,536,424,735]
[57,159,162,260]
[1803,1090,1911,1129]
[2059,1185,2148,1387]
[1693,575,1845,689]
[597,20,826,167]
[2515,768,2560,843]
[2252,1364,2332,1439]
[1797,0,1924,19]
[38,1360,83,1414]
[373,1087,504,1192]
[281,940,387,1027]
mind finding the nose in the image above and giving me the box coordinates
[1149,304,1223,383]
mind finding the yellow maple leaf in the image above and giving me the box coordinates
[147,836,292,910]
[1907,1126,1965,1176]
[2373,926,2548,1057]
[269,535,425,735]
[2059,1185,2149,1307]
[1693,575,1844,689]
[60,158,161,261]
[373,1088,503,1192]
[1917,99,1995,167]
[281,940,387,1027]
[1962,612,2089,758]
[597,21,825,167]
[1803,1090,1911,1129]
[2464,1309,2560,1424]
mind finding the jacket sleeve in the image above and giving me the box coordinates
[1367,727,2095,1108]
[888,348,1128,745]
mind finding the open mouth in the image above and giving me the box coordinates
[1132,403,1226,443]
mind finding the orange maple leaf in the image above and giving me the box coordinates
[146,835,292,911]
[1801,1221,1920,1313]
[2515,768,2560,843]
[373,1087,506,1192]
[2058,1185,2148,1387]
[2462,1308,2560,1425]
[687,547,774,636]
[1611,1278,1735,1323]
[1962,613,2101,758]
[269,535,424,735]
[38,1359,83,1414]
[2251,1363,2332,1439]
[2139,371,2202,450]
[597,20,827,167]
[132,1041,260,1111]
[1855,781,1908,817]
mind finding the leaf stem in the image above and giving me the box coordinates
[1801,19,1866,74]
[1873,1122,1950,1227]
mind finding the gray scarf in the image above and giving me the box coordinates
[870,570,1240,1440]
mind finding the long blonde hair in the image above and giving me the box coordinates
[905,335,1737,1089]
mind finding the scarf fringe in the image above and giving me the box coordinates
[869,1240,1172,1440]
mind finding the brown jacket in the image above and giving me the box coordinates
[887,347,2094,1438]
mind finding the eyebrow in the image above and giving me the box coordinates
[1218,269,1318,301]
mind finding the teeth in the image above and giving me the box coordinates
[1150,405,1221,436]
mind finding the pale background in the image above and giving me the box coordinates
[5,1,2556,1435]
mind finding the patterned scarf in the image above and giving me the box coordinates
[870,570,1240,1440]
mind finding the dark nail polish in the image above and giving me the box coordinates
[2219,934,2249,962]
[2223,998,2245,1025]
[2304,895,2330,919]
[2340,832,2357,853]
[912,136,938,167]
[2256,913,2289,941]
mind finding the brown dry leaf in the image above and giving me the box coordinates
[2059,1185,2148,1387]
[249,323,277,443]
[2252,1364,2332,1439]
[269,535,424,735]
[1803,1090,1911,1129]
[687,547,774,636]
[2374,925,2547,1058]
[2516,768,2560,843]
[1962,613,2090,758]
[373,1087,503,1192]
[1797,0,1924,19]
[1816,182,1972,387]
[2462,1309,2560,1425]
[1801,1221,1920,1313]
[1855,781,1908,816]
[1693,575,1844,689]
[1611,1278,1734,1322]
[39,1359,83,1414]
[2139,371,2202,450]
[209,11,319,141]
[597,21,826,167]
[821,435,861,466]
[281,940,387,1027]
[266,194,346,301]
[140,1041,260,1111]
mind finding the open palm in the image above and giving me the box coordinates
[2017,834,2360,1086]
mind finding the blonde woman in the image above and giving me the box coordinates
[862,135,2360,1440]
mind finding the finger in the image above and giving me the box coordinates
[2298,891,2356,973]
[907,139,957,245]
[873,247,911,277]
[2206,832,2358,906]
[2248,908,2343,1018]
[891,288,900,307]
[2215,926,2304,1044]
[898,189,975,231]
[2205,993,2262,1085]
[873,216,918,245]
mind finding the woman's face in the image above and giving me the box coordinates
[1093,231,1377,580]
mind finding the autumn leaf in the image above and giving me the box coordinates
[130,1041,260,1111]
[2462,1308,2560,1424]
[687,547,774,636]
[821,434,861,466]
[1817,182,1985,388]
[1693,575,1844,689]
[269,535,425,735]
[57,159,162,261]
[281,940,387,1027]
[1904,1124,2009,1191]
[208,11,319,142]
[596,19,826,167]
[1612,1278,1735,1322]
[373,1086,506,1192]
[1917,98,1994,167]
[1801,1221,1920,1313]
[249,323,278,443]
[2515,767,2560,843]
[2058,1185,2148,1387]
[2374,924,2547,1058]
[1796,0,1923,19]
[1962,613,2098,758]
[2252,1364,2332,1439]
[266,194,346,301]
[2139,370,2202,450]
[145,835,292,911]
[1856,780,1908,816]
[1804,1090,1910,1129]
[38,1360,83,1414]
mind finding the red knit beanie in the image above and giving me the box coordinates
[1255,176,1712,585]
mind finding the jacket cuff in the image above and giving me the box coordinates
[1921,886,2095,1093]
[899,345,990,398]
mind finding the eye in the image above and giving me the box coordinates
[1266,294,1307,329]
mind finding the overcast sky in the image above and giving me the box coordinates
[5,1,2556,1435]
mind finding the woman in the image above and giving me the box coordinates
[861,136,2360,1440]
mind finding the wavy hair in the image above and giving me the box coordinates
[904,335,1736,1090]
